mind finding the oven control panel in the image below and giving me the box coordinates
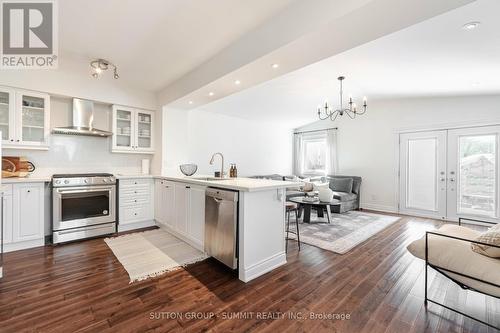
[52,176,116,187]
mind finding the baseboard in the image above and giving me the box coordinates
[360,203,398,214]
[4,238,45,253]
[239,251,287,283]
[118,220,156,232]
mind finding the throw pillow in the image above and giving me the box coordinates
[471,224,500,258]
[313,182,330,191]
[331,178,354,193]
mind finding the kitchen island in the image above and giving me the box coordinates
[152,175,301,282]
[117,175,301,282]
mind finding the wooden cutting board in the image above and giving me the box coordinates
[2,156,34,178]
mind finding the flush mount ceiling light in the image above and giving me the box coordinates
[234,80,241,85]
[188,101,194,105]
[317,76,367,122]
[271,63,279,69]
[208,92,215,96]
[462,21,480,30]
[90,59,119,79]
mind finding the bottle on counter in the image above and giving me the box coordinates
[229,164,234,178]
[232,164,238,178]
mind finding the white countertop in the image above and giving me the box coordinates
[2,176,52,184]
[154,175,301,192]
[114,174,154,179]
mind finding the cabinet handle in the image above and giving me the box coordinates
[186,186,190,189]
[134,200,137,202]
[27,190,31,193]
[10,139,13,142]
[16,139,19,142]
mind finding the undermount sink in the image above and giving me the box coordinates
[190,176,231,181]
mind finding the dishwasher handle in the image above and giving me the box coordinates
[205,188,239,202]
[212,197,223,204]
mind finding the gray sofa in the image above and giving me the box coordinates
[325,175,361,213]
[250,174,362,213]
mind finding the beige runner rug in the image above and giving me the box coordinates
[104,229,208,283]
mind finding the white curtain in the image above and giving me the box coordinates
[293,133,303,176]
[326,129,338,175]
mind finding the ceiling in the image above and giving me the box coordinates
[195,0,500,127]
[59,0,295,92]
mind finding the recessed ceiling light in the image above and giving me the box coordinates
[271,63,279,69]
[462,21,480,30]
[208,92,214,96]
[188,101,193,105]
[234,80,241,85]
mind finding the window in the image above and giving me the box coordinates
[302,134,327,175]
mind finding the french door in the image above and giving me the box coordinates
[399,126,500,222]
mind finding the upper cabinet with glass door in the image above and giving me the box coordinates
[112,105,154,154]
[0,87,15,144]
[0,86,50,149]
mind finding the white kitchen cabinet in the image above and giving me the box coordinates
[0,182,46,252]
[174,183,189,236]
[154,179,206,251]
[0,86,50,149]
[187,185,205,248]
[13,183,44,242]
[112,105,154,154]
[118,178,154,231]
[1,185,13,245]
[154,179,175,229]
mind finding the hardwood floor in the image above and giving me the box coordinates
[0,215,498,332]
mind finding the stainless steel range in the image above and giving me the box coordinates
[52,173,116,244]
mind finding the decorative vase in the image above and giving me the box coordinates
[318,186,334,202]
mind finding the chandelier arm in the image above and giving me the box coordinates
[330,111,339,122]
[344,109,356,119]
[355,106,367,115]
[318,108,332,120]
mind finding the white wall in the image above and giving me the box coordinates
[0,55,162,175]
[0,54,157,110]
[163,108,293,177]
[5,97,157,177]
[296,95,500,212]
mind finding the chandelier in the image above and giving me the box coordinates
[317,76,367,121]
[90,59,119,79]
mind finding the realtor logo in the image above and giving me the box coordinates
[1,0,58,68]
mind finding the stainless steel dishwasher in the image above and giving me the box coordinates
[205,188,238,269]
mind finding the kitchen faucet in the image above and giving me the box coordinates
[209,152,224,178]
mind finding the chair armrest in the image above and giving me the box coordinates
[425,231,500,250]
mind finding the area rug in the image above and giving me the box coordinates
[104,229,208,283]
[288,211,400,254]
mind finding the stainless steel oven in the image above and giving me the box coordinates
[52,173,116,244]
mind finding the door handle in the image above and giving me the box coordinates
[449,178,455,182]
[213,197,223,203]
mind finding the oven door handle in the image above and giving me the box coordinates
[56,187,114,194]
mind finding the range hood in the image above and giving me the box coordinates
[52,98,113,137]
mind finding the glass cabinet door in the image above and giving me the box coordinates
[136,111,153,150]
[19,93,47,144]
[0,89,14,142]
[114,108,134,149]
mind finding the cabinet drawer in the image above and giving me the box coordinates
[120,196,150,206]
[121,205,150,223]
[120,187,151,197]
[119,179,152,187]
